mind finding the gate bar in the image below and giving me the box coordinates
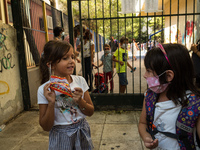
[169,0,171,43]
[42,1,49,42]
[161,0,164,43]
[184,0,187,46]
[67,0,74,47]
[192,0,195,43]
[11,0,31,110]
[80,13,200,21]
[78,0,85,77]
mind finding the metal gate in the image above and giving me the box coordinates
[67,0,200,109]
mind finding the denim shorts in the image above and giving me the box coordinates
[118,72,128,85]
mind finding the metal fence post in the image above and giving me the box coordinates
[11,0,31,110]
[42,1,49,42]
[60,11,65,40]
[67,0,76,75]
[67,0,74,47]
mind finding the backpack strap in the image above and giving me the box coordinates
[176,121,193,133]
[145,91,157,140]
[146,122,193,150]
[176,93,200,149]
[146,123,179,140]
[176,121,194,149]
[179,130,193,149]
[146,115,156,140]
[196,130,200,147]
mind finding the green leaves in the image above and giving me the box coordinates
[58,0,164,43]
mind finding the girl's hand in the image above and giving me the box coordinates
[72,87,83,104]
[191,44,198,53]
[144,137,158,149]
[43,83,56,104]
[131,67,136,72]
[76,58,81,63]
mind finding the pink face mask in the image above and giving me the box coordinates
[146,71,170,93]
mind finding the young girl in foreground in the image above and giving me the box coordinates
[37,40,94,150]
[138,43,200,150]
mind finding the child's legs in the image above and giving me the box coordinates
[88,69,93,90]
[84,58,89,84]
[118,72,128,93]
[104,72,109,90]
[107,71,113,91]
[85,57,93,89]
[120,85,126,93]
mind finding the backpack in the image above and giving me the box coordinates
[145,90,200,149]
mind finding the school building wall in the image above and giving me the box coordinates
[0,21,23,125]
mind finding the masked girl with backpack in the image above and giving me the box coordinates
[138,43,200,150]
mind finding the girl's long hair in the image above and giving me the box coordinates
[39,40,72,84]
[144,43,200,106]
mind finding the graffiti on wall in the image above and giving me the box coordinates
[0,53,15,73]
[0,28,15,95]
[0,28,15,73]
[0,80,9,95]
[0,28,8,52]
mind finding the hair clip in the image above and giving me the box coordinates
[158,43,172,68]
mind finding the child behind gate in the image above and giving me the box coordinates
[37,40,94,150]
[138,43,200,150]
[97,44,114,93]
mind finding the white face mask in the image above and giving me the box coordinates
[105,50,110,54]
[61,32,65,36]
[121,43,128,49]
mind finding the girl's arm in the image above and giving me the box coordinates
[113,55,124,66]
[73,87,94,116]
[39,104,55,131]
[39,83,56,131]
[138,98,158,149]
[98,62,103,68]
[77,44,81,52]
[197,115,200,139]
[127,62,133,70]
[135,42,140,50]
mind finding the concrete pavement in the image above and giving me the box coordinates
[0,110,148,150]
